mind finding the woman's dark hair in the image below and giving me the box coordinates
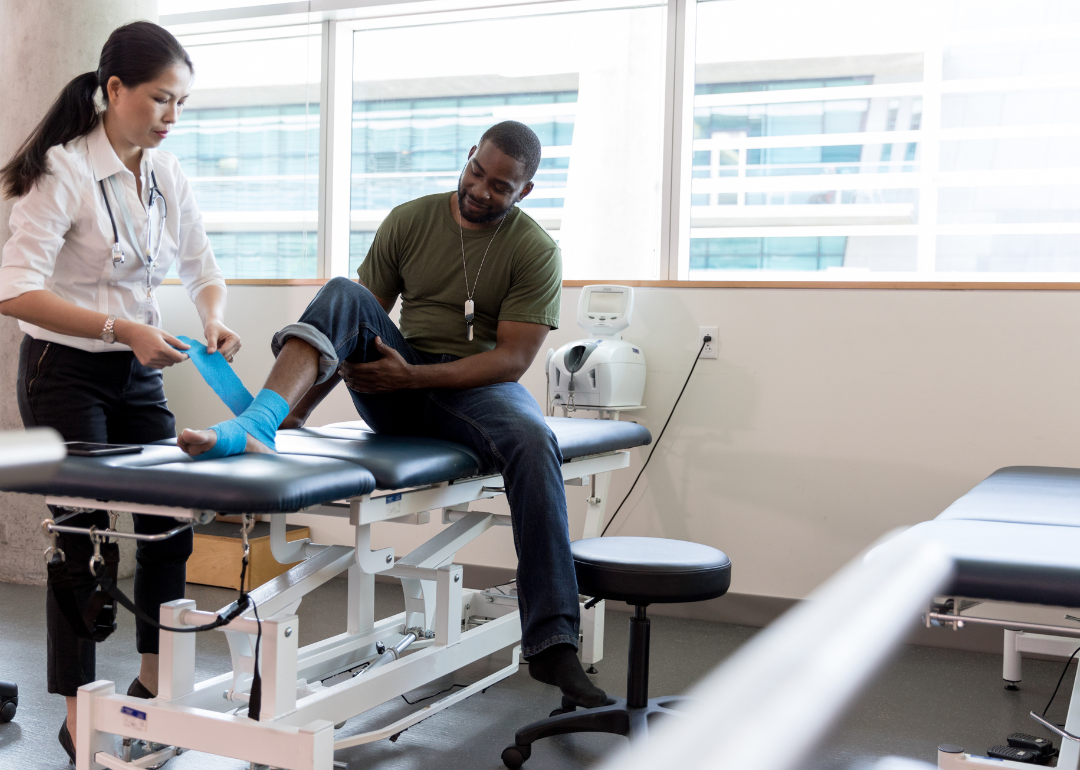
[1,21,192,199]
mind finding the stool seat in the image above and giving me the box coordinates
[503,536,733,766]
[572,537,731,605]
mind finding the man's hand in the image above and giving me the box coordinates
[339,337,416,393]
[115,320,189,369]
[204,320,241,362]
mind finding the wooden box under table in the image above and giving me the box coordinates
[187,520,311,590]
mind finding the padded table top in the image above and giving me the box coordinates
[1,416,650,511]
[889,519,1080,607]
[283,416,652,489]
[938,466,1080,527]
[3,445,377,514]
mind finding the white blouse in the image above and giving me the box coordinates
[0,121,225,352]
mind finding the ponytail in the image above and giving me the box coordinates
[1,72,101,199]
[1,21,192,200]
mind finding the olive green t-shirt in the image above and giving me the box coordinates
[356,192,562,359]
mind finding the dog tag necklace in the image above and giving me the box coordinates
[458,203,505,341]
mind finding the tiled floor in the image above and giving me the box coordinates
[0,575,1072,769]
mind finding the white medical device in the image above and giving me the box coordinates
[547,285,646,412]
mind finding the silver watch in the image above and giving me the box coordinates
[101,314,118,344]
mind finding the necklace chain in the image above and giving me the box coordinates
[458,197,506,302]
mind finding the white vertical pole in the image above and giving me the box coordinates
[1002,629,1022,684]
[1056,659,1080,770]
[76,680,115,770]
[582,471,613,540]
[916,16,945,273]
[347,562,375,635]
[580,599,606,667]
[436,564,463,647]
[158,599,197,701]
[660,0,698,280]
[316,19,331,278]
[318,20,355,280]
[258,615,299,721]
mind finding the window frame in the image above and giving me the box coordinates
[162,0,1080,288]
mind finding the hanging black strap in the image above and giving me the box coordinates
[48,529,264,720]
[47,544,120,643]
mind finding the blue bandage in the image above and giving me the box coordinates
[198,389,290,461]
[177,336,253,417]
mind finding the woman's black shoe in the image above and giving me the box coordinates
[58,718,76,765]
[127,677,154,699]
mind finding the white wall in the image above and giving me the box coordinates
[159,284,1080,601]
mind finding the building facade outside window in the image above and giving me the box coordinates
[166,26,322,279]
[163,0,1080,282]
[688,0,1080,279]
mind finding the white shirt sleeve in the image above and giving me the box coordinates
[0,148,83,303]
[173,163,225,303]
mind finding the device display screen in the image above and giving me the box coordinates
[588,291,625,314]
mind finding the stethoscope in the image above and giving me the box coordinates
[98,170,167,324]
[99,170,166,266]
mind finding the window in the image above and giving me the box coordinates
[163,0,1080,283]
[168,26,322,278]
[685,0,1080,279]
[348,90,577,276]
[344,3,668,280]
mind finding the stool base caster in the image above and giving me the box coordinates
[0,680,16,724]
[549,695,580,718]
[502,743,531,769]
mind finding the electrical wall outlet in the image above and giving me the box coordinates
[698,326,719,359]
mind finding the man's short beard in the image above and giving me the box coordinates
[457,185,513,224]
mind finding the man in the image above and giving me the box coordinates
[178,121,608,708]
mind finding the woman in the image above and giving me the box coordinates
[0,21,239,762]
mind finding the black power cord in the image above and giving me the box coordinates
[600,336,711,537]
[1041,645,1080,722]
[401,682,468,706]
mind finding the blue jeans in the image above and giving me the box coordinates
[272,277,580,657]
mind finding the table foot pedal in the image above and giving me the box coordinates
[1007,733,1057,765]
[987,745,1039,763]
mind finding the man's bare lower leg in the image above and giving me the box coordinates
[177,337,322,456]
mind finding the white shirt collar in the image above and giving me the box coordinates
[87,120,151,182]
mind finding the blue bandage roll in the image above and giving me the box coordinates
[176,336,289,460]
[198,389,290,461]
[177,335,254,417]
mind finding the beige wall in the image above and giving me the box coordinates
[157,284,1080,601]
[0,0,157,583]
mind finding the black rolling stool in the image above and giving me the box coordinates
[502,537,731,768]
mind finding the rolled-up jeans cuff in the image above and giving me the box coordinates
[271,322,339,385]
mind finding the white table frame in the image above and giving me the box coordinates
[58,449,629,770]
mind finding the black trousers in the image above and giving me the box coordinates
[17,336,192,697]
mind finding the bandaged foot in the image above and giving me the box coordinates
[527,643,609,708]
[178,389,290,460]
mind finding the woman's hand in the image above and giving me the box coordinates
[114,320,189,369]
[204,320,241,362]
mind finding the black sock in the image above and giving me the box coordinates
[527,643,608,708]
